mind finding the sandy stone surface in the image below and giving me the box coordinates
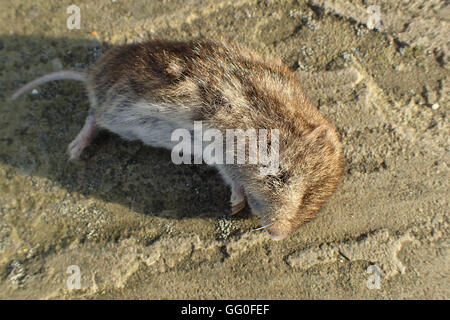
[0,0,448,299]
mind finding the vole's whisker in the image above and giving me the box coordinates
[253,222,274,231]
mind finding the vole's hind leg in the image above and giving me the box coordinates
[67,112,98,161]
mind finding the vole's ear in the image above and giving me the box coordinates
[306,124,339,142]
[305,124,342,153]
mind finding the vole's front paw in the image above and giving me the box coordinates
[230,186,246,215]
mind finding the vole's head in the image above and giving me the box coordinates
[244,123,344,240]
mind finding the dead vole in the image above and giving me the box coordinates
[11,39,344,240]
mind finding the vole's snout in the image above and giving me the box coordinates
[247,192,296,240]
[262,218,294,241]
[266,228,289,241]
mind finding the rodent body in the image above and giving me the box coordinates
[12,39,344,240]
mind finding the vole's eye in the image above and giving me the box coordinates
[270,167,290,184]
[277,170,290,184]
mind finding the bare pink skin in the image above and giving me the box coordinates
[230,184,246,215]
[67,114,97,161]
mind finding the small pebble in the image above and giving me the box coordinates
[340,51,353,62]
[431,104,439,110]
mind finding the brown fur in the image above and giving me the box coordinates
[13,39,344,240]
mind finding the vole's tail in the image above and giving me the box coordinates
[11,70,86,100]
